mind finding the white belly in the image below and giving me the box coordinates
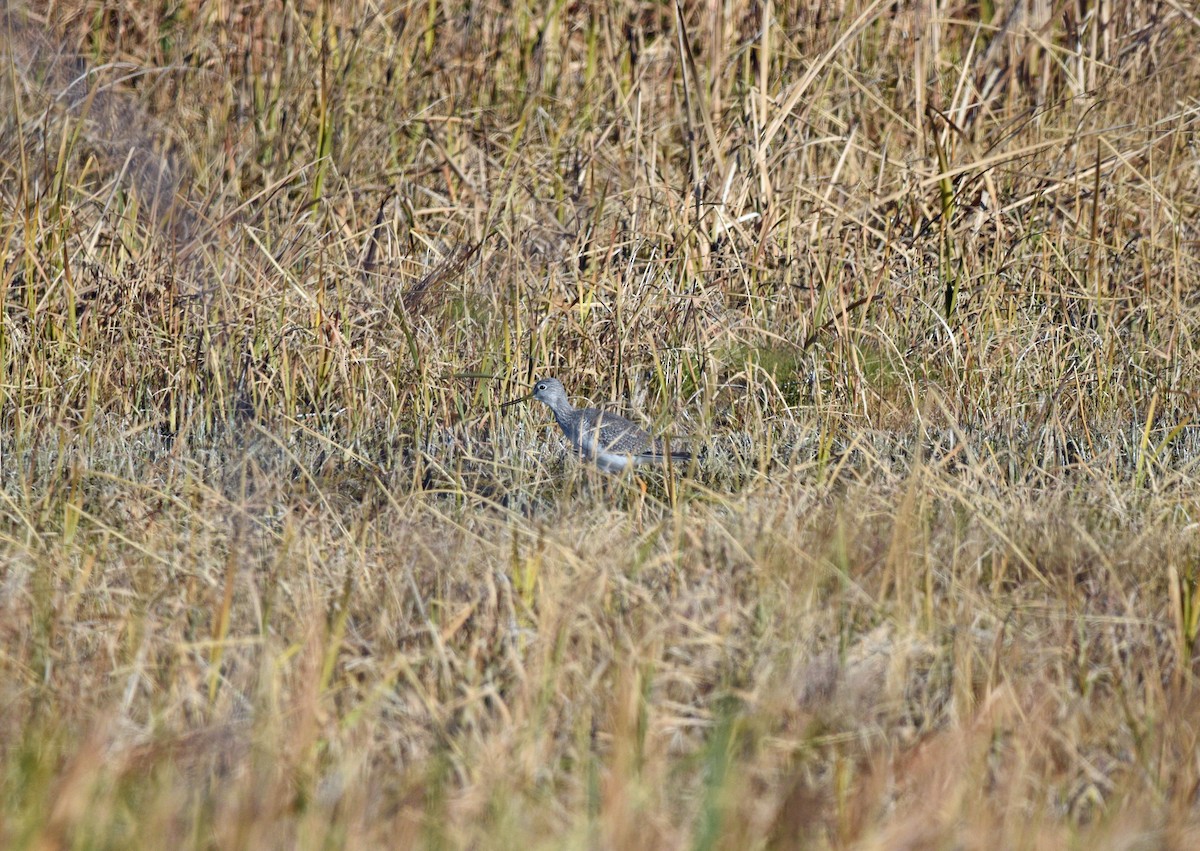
[594,450,635,473]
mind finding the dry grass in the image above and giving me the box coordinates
[2,0,1200,847]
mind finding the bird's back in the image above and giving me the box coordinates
[577,408,651,452]
[569,408,689,470]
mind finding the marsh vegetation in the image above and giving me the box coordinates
[2,1,1200,847]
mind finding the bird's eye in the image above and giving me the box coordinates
[536,383,545,390]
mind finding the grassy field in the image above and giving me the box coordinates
[2,0,1200,847]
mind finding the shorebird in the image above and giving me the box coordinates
[504,377,691,474]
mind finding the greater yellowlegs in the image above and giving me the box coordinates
[504,377,691,473]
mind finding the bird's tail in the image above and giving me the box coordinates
[652,443,692,465]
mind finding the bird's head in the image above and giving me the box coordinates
[531,377,568,408]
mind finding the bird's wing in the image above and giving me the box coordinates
[577,409,652,454]
[595,411,691,460]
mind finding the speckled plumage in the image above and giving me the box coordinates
[520,378,690,473]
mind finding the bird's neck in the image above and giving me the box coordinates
[546,399,576,428]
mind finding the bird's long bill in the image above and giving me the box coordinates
[500,392,532,409]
